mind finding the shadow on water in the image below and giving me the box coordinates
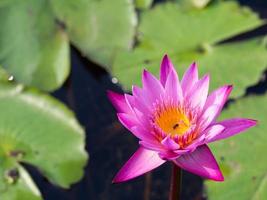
[24,1,267,199]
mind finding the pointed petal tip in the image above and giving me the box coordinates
[162,54,169,60]
[204,73,210,79]
[160,54,176,86]
[247,118,258,125]
[202,74,210,85]
[111,176,125,184]
[106,90,124,101]
[216,174,225,182]
[111,179,117,184]
[211,171,224,182]
[209,162,224,182]
[227,84,233,89]
[106,90,116,98]
[225,84,233,92]
[111,147,165,184]
[142,69,151,80]
[107,90,133,113]
[191,61,197,68]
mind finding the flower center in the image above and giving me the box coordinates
[154,107,191,136]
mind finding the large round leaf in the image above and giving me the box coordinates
[0,0,70,91]
[206,94,267,199]
[51,0,137,68]
[0,83,88,199]
[112,1,266,97]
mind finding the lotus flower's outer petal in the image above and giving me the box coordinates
[107,91,132,114]
[142,70,164,103]
[165,69,183,104]
[131,126,155,142]
[203,85,233,122]
[187,74,210,110]
[117,113,153,141]
[113,147,165,183]
[173,145,224,181]
[160,54,175,86]
[117,113,138,130]
[208,118,257,143]
[181,62,198,96]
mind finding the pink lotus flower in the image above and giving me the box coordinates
[108,55,256,183]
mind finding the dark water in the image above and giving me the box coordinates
[24,1,267,200]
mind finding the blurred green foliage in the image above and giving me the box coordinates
[0,0,136,91]
[0,0,69,91]
[135,0,153,9]
[0,83,88,200]
[113,1,266,97]
[0,0,266,199]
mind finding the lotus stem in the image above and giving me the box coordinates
[169,163,182,200]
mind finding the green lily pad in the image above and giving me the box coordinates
[51,0,137,68]
[206,94,267,199]
[0,83,88,199]
[112,1,267,97]
[0,0,70,91]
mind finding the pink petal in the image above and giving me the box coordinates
[184,134,206,152]
[160,54,175,87]
[161,136,180,150]
[203,85,233,122]
[131,126,155,142]
[142,70,164,103]
[124,94,135,109]
[159,151,180,160]
[165,69,183,104]
[131,86,152,114]
[187,74,210,110]
[117,113,154,141]
[173,145,224,181]
[198,105,220,131]
[132,108,151,128]
[209,118,257,142]
[117,113,138,130]
[113,147,165,183]
[203,124,225,143]
[107,91,132,114]
[174,148,191,155]
[132,85,143,98]
[181,62,198,95]
[139,140,165,152]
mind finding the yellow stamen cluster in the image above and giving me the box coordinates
[155,107,191,137]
